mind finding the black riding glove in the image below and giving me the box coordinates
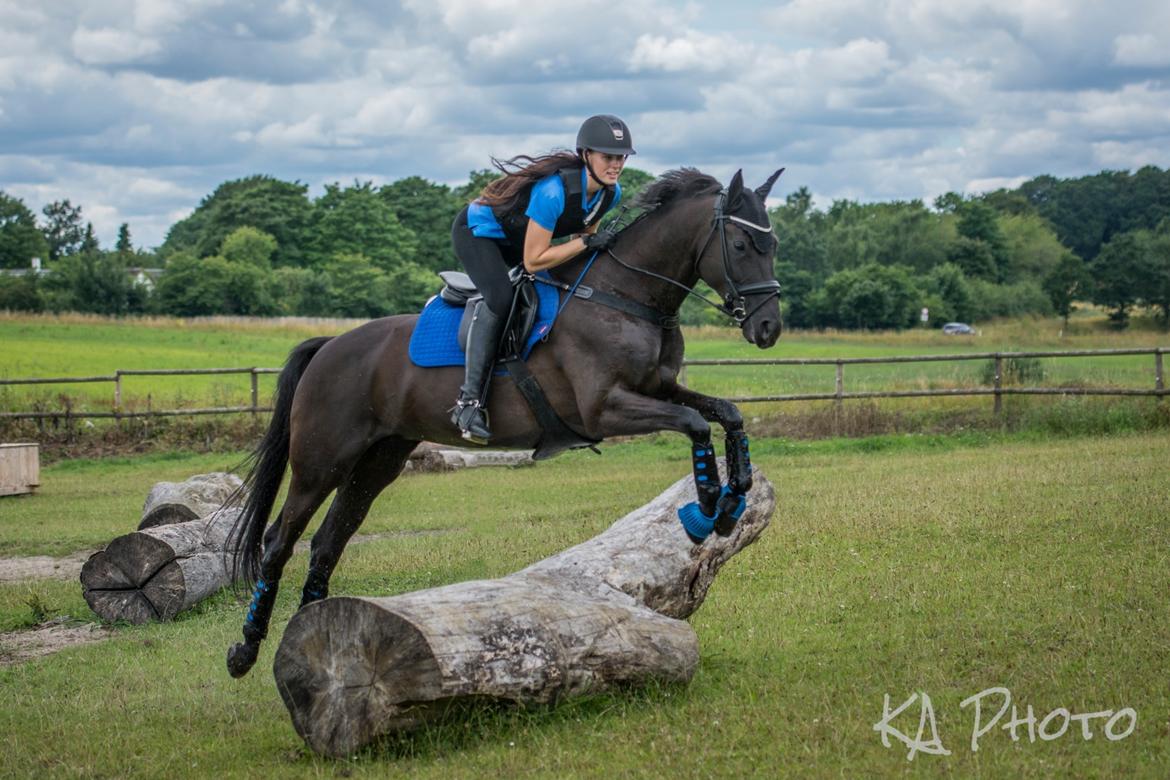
[583,229,617,251]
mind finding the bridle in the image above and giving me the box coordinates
[606,190,782,326]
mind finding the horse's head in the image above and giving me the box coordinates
[695,169,784,349]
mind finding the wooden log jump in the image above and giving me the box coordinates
[81,473,244,624]
[273,468,775,757]
[139,472,243,529]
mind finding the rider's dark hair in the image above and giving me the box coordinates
[476,151,581,208]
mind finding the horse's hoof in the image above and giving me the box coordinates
[678,502,715,543]
[227,642,259,678]
[713,491,747,537]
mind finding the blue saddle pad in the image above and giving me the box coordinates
[408,278,561,368]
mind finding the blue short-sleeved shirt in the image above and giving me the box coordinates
[467,168,622,239]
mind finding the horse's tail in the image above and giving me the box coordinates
[227,336,333,589]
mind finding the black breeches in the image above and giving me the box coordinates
[452,206,520,318]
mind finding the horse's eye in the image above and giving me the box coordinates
[733,240,746,251]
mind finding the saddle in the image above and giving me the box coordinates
[435,270,600,460]
[438,270,539,362]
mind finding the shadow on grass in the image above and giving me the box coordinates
[294,680,690,766]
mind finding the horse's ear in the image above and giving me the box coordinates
[727,169,745,208]
[755,168,785,201]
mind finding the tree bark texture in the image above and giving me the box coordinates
[82,474,245,623]
[273,467,775,757]
[139,472,243,529]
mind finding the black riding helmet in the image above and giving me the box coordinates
[576,114,636,156]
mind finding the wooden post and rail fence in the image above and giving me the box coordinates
[0,348,1166,424]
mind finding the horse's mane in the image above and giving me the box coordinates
[633,168,722,212]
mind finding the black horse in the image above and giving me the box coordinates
[226,167,785,677]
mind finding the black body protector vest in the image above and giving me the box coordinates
[492,166,617,255]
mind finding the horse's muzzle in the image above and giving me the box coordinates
[743,315,781,349]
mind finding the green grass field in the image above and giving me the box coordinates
[1,431,1168,777]
[1,311,1167,418]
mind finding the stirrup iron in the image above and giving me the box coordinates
[452,397,490,444]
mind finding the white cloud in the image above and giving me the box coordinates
[1,0,1169,248]
[71,26,162,65]
[627,32,738,73]
[1113,33,1170,67]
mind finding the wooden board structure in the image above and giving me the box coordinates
[0,443,40,497]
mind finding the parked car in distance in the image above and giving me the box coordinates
[942,322,977,335]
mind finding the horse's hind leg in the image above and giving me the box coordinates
[300,437,419,607]
[226,473,334,678]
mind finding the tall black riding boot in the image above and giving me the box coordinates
[451,302,504,444]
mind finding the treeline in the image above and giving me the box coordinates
[767,166,1170,330]
[1,165,1167,329]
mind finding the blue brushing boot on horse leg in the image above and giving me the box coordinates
[449,114,634,442]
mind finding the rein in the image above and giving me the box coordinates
[603,191,782,326]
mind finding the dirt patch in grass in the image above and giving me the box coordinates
[0,529,456,585]
[0,550,98,583]
[0,617,112,666]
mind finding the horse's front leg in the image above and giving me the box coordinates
[662,381,753,536]
[595,386,721,516]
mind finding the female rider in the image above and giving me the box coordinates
[449,114,634,443]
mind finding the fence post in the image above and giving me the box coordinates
[1156,350,1165,401]
[679,363,688,388]
[835,361,844,408]
[114,371,122,421]
[993,354,1003,415]
[251,369,259,418]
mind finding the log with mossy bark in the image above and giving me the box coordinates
[273,468,775,757]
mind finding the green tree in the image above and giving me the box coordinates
[0,191,49,269]
[1139,224,1170,326]
[160,175,313,267]
[953,201,1009,280]
[309,182,418,271]
[384,260,437,314]
[998,212,1068,282]
[41,200,85,262]
[153,253,275,316]
[321,252,392,317]
[924,263,975,323]
[379,177,461,272]
[1042,253,1091,329]
[616,166,655,205]
[772,187,829,279]
[0,275,43,312]
[269,266,333,316]
[933,191,966,214]
[947,235,999,281]
[453,169,503,203]
[221,226,278,268]
[80,223,99,254]
[1089,230,1146,326]
[40,251,146,315]
[773,261,817,329]
[820,263,922,330]
[116,223,133,256]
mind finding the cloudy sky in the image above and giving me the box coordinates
[2,0,1169,249]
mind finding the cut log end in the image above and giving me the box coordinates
[270,470,772,756]
[80,536,189,623]
[138,503,199,530]
[274,598,444,757]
